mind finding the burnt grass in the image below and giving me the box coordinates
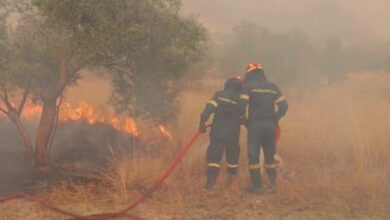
[0,119,138,196]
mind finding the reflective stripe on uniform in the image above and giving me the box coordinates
[218,97,237,105]
[251,89,277,94]
[247,63,263,72]
[207,100,218,108]
[275,96,286,104]
[248,163,261,170]
[240,94,249,100]
[265,163,278,169]
[208,163,221,168]
[227,164,239,168]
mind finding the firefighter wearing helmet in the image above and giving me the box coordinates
[241,62,288,193]
[199,76,246,190]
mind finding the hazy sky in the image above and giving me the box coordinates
[182,0,390,43]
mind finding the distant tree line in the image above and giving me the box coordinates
[216,21,390,88]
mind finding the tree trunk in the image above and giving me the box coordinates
[35,99,57,167]
[34,59,69,168]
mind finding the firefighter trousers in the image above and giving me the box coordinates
[206,136,240,179]
[247,120,278,188]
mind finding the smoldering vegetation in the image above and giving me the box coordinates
[0,119,139,195]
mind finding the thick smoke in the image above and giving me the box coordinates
[182,0,390,90]
[183,0,390,42]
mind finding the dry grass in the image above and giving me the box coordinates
[1,73,389,219]
[278,72,390,217]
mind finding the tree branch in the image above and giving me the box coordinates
[1,86,15,111]
[0,90,9,108]
[2,86,9,103]
[0,105,9,116]
[17,83,31,116]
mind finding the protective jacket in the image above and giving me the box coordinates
[242,71,288,122]
[199,86,245,141]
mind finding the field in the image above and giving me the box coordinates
[0,73,389,219]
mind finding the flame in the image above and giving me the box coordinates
[59,102,140,137]
[159,125,173,140]
[123,118,140,137]
[21,99,42,119]
[3,99,175,140]
[17,100,140,137]
[60,102,105,124]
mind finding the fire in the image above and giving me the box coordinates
[21,99,42,119]
[18,100,141,137]
[2,99,175,140]
[59,102,140,137]
[123,118,140,137]
[159,125,173,140]
[0,99,42,119]
[60,102,105,124]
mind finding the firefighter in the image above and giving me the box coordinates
[241,62,288,194]
[199,76,246,190]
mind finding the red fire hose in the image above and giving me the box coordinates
[0,126,209,220]
[275,126,281,143]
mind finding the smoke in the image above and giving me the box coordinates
[182,0,390,92]
[182,0,390,43]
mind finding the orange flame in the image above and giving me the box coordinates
[60,102,105,124]
[123,118,140,137]
[2,99,175,140]
[21,100,42,119]
[159,125,173,140]
[17,100,140,137]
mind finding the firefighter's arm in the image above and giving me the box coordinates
[275,87,288,121]
[199,94,218,133]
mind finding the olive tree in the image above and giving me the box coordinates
[0,0,207,167]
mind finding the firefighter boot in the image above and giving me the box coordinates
[206,167,219,191]
[247,170,264,194]
[266,168,277,192]
[206,173,218,191]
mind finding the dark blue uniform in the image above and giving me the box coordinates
[199,78,245,189]
[242,69,288,191]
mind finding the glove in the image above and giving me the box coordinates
[199,125,207,133]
